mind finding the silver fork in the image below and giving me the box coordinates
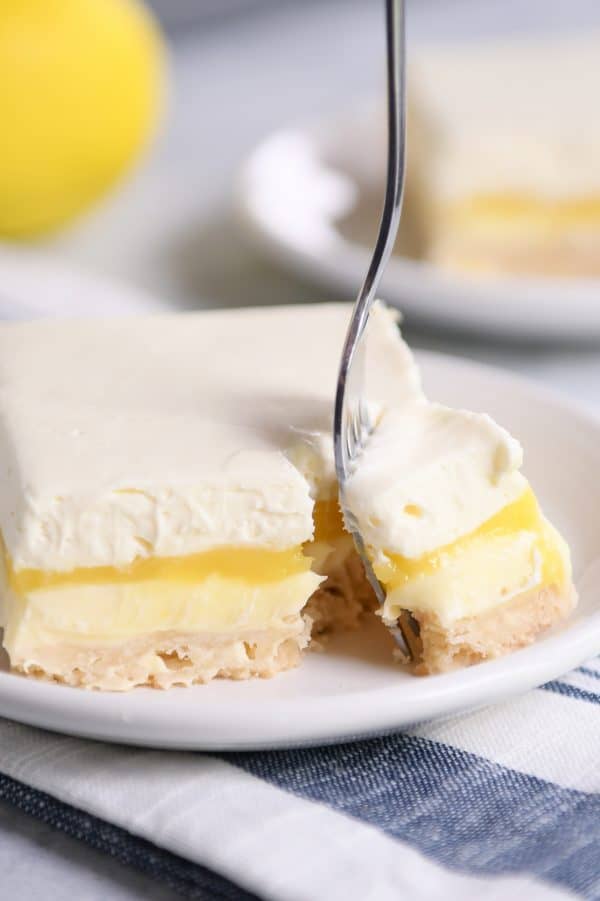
[333,0,416,659]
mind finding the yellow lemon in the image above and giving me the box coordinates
[0,0,165,237]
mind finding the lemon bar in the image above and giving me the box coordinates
[411,34,600,276]
[0,305,374,690]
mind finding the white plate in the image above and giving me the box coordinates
[236,111,600,341]
[1,352,599,750]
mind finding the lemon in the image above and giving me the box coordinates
[0,0,165,237]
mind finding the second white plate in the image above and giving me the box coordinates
[0,352,598,750]
[237,111,600,340]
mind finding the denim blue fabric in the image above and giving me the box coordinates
[0,772,260,901]
[225,731,600,899]
[543,679,600,706]
[578,668,600,682]
[4,666,600,900]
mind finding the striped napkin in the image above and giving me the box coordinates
[1,659,599,900]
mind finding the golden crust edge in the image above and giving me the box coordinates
[408,581,578,675]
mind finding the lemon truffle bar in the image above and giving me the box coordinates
[411,34,600,276]
[0,305,374,690]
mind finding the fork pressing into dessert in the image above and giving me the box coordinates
[333,0,420,659]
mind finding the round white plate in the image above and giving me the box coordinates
[236,111,600,341]
[1,352,599,750]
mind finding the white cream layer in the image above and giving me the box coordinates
[2,570,322,656]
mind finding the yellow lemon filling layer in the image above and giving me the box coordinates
[447,194,600,232]
[1,545,323,645]
[0,508,344,646]
[3,544,317,646]
[0,500,348,649]
[6,499,346,597]
[375,488,570,626]
[7,545,312,596]
[375,488,565,589]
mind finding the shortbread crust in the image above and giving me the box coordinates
[409,583,577,675]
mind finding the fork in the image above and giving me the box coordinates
[333,0,417,659]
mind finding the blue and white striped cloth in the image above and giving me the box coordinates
[1,659,599,901]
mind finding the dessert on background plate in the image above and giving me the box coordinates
[409,33,600,277]
[0,303,576,689]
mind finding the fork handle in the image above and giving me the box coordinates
[333,0,406,475]
[349,0,405,348]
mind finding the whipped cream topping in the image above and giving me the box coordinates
[346,402,525,558]
[344,321,525,558]
[0,305,354,570]
[0,302,526,572]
